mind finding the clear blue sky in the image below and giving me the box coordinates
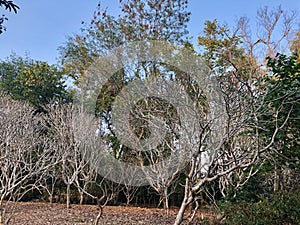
[0,0,299,65]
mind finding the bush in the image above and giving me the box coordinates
[219,191,300,225]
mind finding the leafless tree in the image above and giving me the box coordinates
[180,78,292,225]
[75,158,96,205]
[0,93,52,225]
[44,102,120,224]
[172,9,298,224]
[42,103,83,209]
[81,175,120,225]
[73,109,104,206]
[131,98,182,213]
[38,153,60,204]
[71,111,120,225]
[120,167,140,206]
[238,5,297,63]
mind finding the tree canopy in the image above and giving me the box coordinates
[0,54,71,110]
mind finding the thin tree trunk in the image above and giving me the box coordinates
[79,191,84,205]
[94,201,103,225]
[126,194,130,206]
[0,200,4,225]
[0,205,3,225]
[66,184,71,209]
[49,194,53,204]
[49,181,56,204]
[163,188,169,215]
[174,180,194,225]
[94,208,103,225]
[274,165,280,192]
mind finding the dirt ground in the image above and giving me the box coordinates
[8,202,213,225]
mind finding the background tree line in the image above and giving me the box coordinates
[0,0,299,225]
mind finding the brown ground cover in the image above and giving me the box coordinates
[9,202,214,225]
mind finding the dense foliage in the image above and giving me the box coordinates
[0,55,72,110]
[220,191,300,225]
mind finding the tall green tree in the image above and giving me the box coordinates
[60,0,192,213]
[60,0,192,165]
[0,54,71,110]
[261,53,300,191]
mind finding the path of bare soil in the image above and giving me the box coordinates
[10,202,213,225]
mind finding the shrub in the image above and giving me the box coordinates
[219,191,300,225]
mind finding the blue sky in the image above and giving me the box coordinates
[0,0,299,65]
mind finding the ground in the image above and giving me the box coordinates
[9,202,213,225]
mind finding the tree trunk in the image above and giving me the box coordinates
[273,165,281,192]
[50,182,56,204]
[79,191,84,205]
[126,193,130,206]
[49,194,53,204]
[0,207,3,225]
[163,188,169,215]
[174,180,194,225]
[94,200,103,225]
[0,218,2,225]
[66,184,71,209]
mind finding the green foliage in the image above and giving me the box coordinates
[198,19,244,71]
[220,191,300,225]
[225,172,266,203]
[262,53,300,168]
[197,18,259,83]
[0,54,71,110]
[59,0,193,159]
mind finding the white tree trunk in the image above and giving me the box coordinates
[66,184,71,209]
[163,188,169,215]
[174,180,194,225]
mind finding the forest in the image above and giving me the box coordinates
[0,0,299,224]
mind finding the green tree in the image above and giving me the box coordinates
[0,54,71,110]
[261,53,300,192]
[60,0,192,213]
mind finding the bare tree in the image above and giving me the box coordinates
[128,97,182,213]
[44,101,120,224]
[71,109,120,225]
[181,9,299,225]
[174,76,289,225]
[120,168,140,206]
[0,93,51,225]
[73,109,104,206]
[238,5,297,63]
[80,175,119,225]
[38,153,61,204]
[43,103,83,209]
[75,158,96,205]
